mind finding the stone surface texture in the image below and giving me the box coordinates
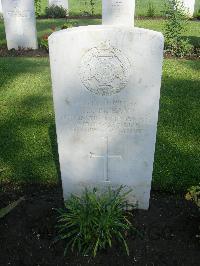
[102,0,135,26]
[49,25,164,209]
[2,0,38,50]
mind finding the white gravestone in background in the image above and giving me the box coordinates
[102,0,135,26]
[0,1,2,14]
[182,0,195,17]
[49,25,164,210]
[49,0,68,10]
[2,0,38,50]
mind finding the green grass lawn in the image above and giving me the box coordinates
[0,57,199,192]
[38,0,200,17]
[0,18,199,48]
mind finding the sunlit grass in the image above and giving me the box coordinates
[0,18,199,48]
[0,58,199,192]
[39,0,200,17]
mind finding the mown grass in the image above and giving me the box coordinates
[0,58,199,192]
[39,0,200,17]
[0,18,199,48]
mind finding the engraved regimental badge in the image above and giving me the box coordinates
[79,41,131,96]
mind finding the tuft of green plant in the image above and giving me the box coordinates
[45,5,67,18]
[163,0,193,57]
[40,34,49,51]
[34,0,42,17]
[56,186,135,257]
[39,22,76,51]
[185,184,200,208]
[146,1,155,17]
[61,21,77,29]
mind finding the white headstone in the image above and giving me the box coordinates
[49,24,164,210]
[102,0,135,26]
[48,0,68,10]
[2,0,38,50]
[0,1,2,14]
[182,0,195,17]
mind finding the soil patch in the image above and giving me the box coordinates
[0,184,199,266]
[0,46,199,60]
[0,46,48,57]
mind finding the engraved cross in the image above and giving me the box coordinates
[89,137,122,183]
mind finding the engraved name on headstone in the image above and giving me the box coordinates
[49,24,164,209]
[2,0,38,50]
[49,0,68,10]
[102,0,135,26]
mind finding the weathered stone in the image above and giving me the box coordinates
[2,0,38,50]
[48,0,68,10]
[49,25,164,209]
[102,0,135,26]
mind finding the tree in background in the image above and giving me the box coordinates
[35,0,42,17]
[164,0,193,57]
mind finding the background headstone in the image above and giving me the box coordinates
[48,0,68,10]
[102,0,135,26]
[2,0,38,50]
[182,0,195,17]
[49,25,164,210]
[0,1,2,14]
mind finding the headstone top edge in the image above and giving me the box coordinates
[48,26,164,42]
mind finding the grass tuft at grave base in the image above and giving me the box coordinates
[0,58,199,193]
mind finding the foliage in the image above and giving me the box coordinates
[61,21,77,29]
[195,9,200,20]
[35,0,42,17]
[147,1,156,17]
[163,0,193,57]
[40,34,49,51]
[185,184,200,208]
[40,22,75,51]
[89,0,96,16]
[56,186,134,257]
[45,5,68,18]
[0,197,24,219]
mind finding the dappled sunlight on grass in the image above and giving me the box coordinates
[0,58,58,184]
[0,18,199,48]
[0,58,199,192]
[153,59,200,191]
[38,0,200,17]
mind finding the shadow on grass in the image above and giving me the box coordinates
[0,57,49,89]
[182,35,200,49]
[0,58,199,194]
[153,60,200,191]
[0,58,59,186]
[48,123,62,188]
